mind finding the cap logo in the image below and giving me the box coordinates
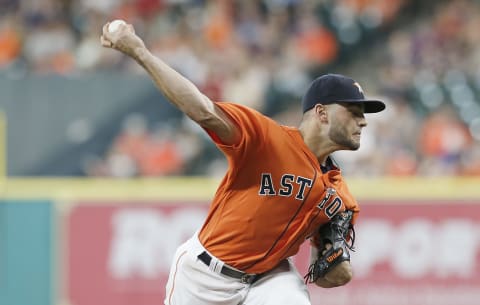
[353,82,364,94]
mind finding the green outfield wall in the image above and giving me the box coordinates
[0,200,53,305]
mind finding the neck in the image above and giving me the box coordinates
[299,126,337,165]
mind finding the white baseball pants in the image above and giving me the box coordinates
[164,234,311,305]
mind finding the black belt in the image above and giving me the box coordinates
[197,251,260,284]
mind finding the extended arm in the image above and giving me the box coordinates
[100,22,239,145]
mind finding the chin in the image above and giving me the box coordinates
[339,144,360,151]
[332,136,360,150]
[350,138,361,150]
[348,142,360,150]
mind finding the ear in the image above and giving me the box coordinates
[315,104,328,123]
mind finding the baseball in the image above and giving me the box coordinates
[108,19,126,33]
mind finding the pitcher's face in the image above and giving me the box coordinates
[327,103,367,150]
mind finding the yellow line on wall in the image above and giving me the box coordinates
[347,176,480,201]
[1,177,219,201]
[0,177,479,201]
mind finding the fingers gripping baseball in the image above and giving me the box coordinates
[101,22,121,48]
[100,34,112,48]
[100,21,144,57]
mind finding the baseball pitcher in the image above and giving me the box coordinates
[101,20,385,305]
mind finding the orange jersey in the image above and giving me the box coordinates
[198,102,359,274]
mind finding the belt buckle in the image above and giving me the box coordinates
[241,274,255,284]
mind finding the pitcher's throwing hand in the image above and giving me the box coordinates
[100,21,145,58]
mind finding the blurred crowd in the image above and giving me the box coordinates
[2,0,480,177]
[369,0,480,176]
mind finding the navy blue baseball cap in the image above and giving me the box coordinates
[301,74,385,113]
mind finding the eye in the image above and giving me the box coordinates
[349,108,361,116]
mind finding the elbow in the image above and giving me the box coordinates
[192,108,215,126]
[193,110,227,134]
[186,97,217,127]
[186,99,238,144]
